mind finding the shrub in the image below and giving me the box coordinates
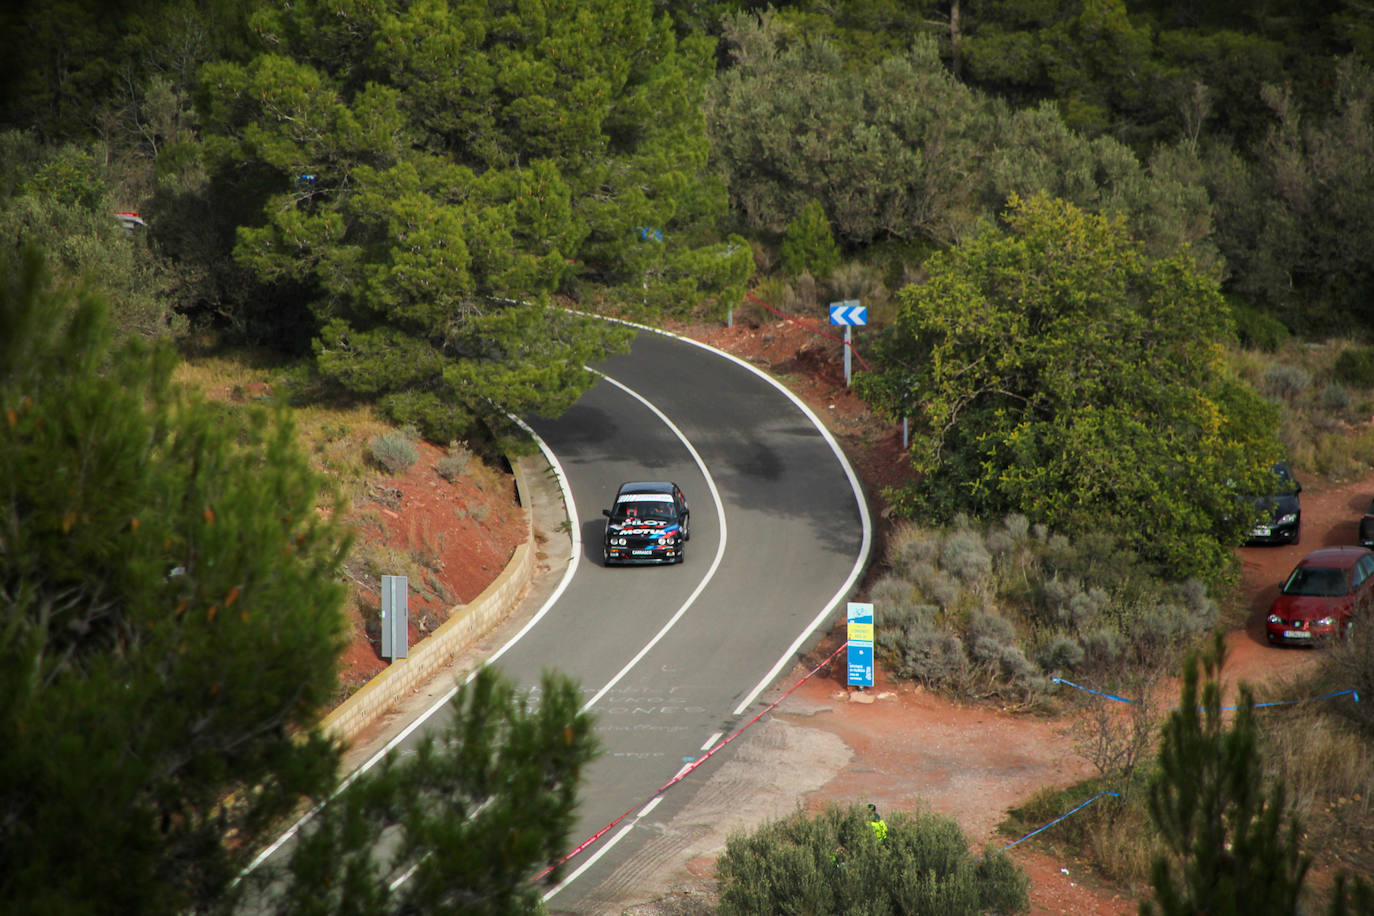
[886,522,939,578]
[778,199,841,279]
[1230,301,1290,352]
[1037,635,1086,672]
[890,624,966,684]
[435,441,473,482]
[870,576,936,630]
[1333,345,1374,389]
[715,803,1028,916]
[1261,364,1313,402]
[1321,608,1374,735]
[368,431,418,474]
[1081,628,1125,668]
[873,516,1217,694]
[940,526,992,585]
[739,276,785,326]
[1319,383,1351,412]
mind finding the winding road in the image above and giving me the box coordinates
[250,325,874,912]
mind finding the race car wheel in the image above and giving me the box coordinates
[681,515,691,541]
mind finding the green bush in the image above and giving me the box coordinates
[1333,346,1374,389]
[779,200,841,279]
[368,431,418,474]
[1319,383,1351,412]
[715,803,1028,916]
[1230,301,1290,352]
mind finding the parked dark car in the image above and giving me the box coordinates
[1359,498,1374,549]
[1245,460,1301,546]
[601,481,690,566]
[1266,546,1374,645]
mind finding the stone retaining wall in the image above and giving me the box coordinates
[319,460,536,746]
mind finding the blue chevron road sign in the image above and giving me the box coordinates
[829,300,866,326]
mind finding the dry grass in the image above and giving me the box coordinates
[1082,802,1158,891]
[1228,339,1374,480]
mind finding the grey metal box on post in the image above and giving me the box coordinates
[380,574,409,660]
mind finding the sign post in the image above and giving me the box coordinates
[846,601,874,688]
[828,300,866,386]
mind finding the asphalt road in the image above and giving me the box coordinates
[245,326,873,912]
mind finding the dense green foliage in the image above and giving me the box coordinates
[856,194,1280,582]
[0,131,186,342]
[244,667,597,916]
[706,14,1221,272]
[0,248,350,914]
[715,803,1028,916]
[195,0,751,442]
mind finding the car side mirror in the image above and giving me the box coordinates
[602,508,612,518]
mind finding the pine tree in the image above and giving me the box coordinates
[1143,633,1310,915]
[0,246,351,914]
[199,0,751,444]
[248,666,598,916]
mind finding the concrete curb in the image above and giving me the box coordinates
[319,458,538,746]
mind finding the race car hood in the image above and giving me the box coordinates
[607,518,680,538]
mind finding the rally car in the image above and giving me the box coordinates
[601,481,690,566]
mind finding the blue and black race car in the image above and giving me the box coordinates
[601,481,690,566]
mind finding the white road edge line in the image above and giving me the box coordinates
[542,822,636,901]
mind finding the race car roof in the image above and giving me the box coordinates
[617,481,676,495]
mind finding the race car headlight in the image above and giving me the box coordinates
[1277,513,1298,526]
[1316,615,1337,627]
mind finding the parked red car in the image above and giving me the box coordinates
[1266,546,1374,645]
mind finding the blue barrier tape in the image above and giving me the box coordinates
[1051,677,1359,710]
[1049,677,1134,704]
[976,792,1120,861]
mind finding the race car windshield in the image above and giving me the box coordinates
[615,500,674,520]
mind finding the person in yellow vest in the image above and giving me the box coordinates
[867,803,887,843]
